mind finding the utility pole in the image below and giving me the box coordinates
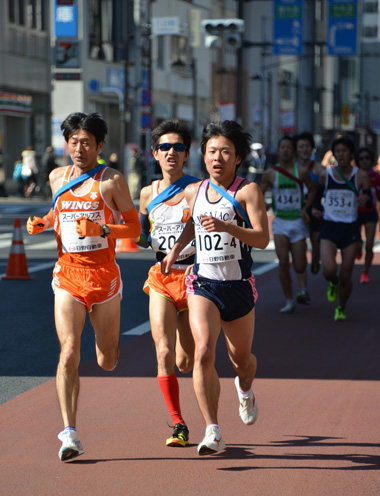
[236,0,244,124]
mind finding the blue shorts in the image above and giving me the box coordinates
[185,274,258,322]
[319,220,360,250]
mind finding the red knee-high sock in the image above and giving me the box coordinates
[157,373,185,425]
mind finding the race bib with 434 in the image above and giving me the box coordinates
[274,188,301,210]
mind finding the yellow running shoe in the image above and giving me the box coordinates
[166,423,189,447]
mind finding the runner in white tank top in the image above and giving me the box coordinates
[161,121,269,456]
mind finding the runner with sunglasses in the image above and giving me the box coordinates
[161,120,269,455]
[135,120,198,447]
[355,147,380,283]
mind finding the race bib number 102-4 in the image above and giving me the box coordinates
[196,222,241,264]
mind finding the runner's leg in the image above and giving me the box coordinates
[90,294,121,371]
[55,288,87,428]
[188,293,222,426]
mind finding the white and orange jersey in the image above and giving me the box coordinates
[149,180,195,263]
[53,165,121,266]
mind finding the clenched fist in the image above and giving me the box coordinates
[75,216,101,237]
[26,216,48,235]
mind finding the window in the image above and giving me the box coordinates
[363,1,378,13]
[19,0,25,25]
[27,0,37,29]
[157,37,164,69]
[8,0,15,22]
[88,0,126,62]
[9,0,46,30]
[363,25,378,38]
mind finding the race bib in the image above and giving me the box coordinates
[59,210,107,253]
[325,190,356,217]
[274,188,301,211]
[151,223,195,260]
[196,221,241,264]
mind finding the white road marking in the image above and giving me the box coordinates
[122,321,151,336]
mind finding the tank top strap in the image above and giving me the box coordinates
[227,176,245,196]
[151,180,161,200]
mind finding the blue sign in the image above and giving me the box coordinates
[89,79,100,92]
[107,67,125,94]
[273,0,303,56]
[141,89,151,107]
[327,0,358,55]
[55,1,78,38]
[141,112,152,130]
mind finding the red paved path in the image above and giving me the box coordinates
[1,255,379,496]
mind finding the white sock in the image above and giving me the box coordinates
[206,424,220,433]
[236,377,253,399]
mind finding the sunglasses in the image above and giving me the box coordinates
[156,142,187,152]
[358,155,371,160]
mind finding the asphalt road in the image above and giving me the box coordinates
[1,197,379,496]
[0,197,278,404]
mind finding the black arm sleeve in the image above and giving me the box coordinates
[135,212,151,248]
[362,188,373,209]
[312,183,325,211]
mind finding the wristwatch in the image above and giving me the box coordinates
[101,224,111,238]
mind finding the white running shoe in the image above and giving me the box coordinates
[234,376,258,426]
[197,426,226,456]
[280,301,295,314]
[58,430,84,461]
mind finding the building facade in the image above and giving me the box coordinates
[0,0,51,177]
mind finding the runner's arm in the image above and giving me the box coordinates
[161,219,195,275]
[134,184,151,248]
[75,207,141,238]
[202,182,269,249]
[311,172,326,218]
[26,208,54,235]
[135,212,151,248]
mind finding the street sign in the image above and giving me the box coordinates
[151,17,181,36]
[141,89,151,107]
[54,0,78,38]
[273,0,303,56]
[141,112,152,130]
[327,0,358,55]
[89,79,100,92]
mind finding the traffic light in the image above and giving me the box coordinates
[201,19,244,48]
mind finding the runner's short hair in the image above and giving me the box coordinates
[61,113,108,145]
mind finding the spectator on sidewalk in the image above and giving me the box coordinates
[41,146,58,199]
[0,160,8,197]
[21,145,39,198]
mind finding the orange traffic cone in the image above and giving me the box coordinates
[2,218,34,280]
[117,238,140,253]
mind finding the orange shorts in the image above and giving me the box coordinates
[52,260,122,312]
[143,263,188,312]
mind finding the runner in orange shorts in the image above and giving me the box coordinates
[135,119,198,447]
[26,112,140,462]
